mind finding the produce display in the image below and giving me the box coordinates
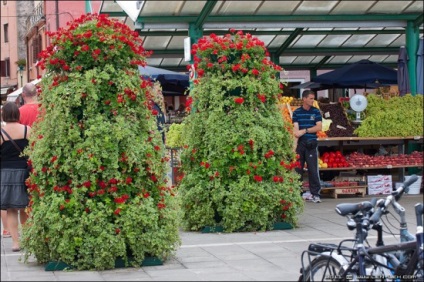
[346,151,423,168]
[354,94,424,137]
[319,102,356,137]
[166,123,185,148]
[279,96,294,104]
[319,151,349,168]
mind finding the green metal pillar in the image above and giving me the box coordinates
[406,21,418,96]
[310,69,317,80]
[85,0,92,14]
[188,23,203,113]
[270,53,280,80]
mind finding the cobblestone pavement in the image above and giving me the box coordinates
[1,194,422,281]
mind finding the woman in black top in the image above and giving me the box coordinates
[1,102,31,252]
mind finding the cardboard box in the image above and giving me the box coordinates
[367,175,392,195]
[367,175,392,184]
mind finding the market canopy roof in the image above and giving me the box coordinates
[99,1,423,72]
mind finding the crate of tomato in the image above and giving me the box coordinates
[320,151,349,168]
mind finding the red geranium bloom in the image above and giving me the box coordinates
[253,175,263,182]
[257,94,266,103]
[234,97,244,104]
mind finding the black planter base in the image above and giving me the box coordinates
[44,256,163,271]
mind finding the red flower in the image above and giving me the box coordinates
[231,64,241,72]
[185,97,193,108]
[50,155,58,163]
[114,208,121,215]
[251,69,259,76]
[83,181,91,188]
[115,228,121,234]
[125,177,132,184]
[234,97,244,104]
[257,94,266,103]
[253,175,263,182]
[150,175,158,182]
[265,150,275,159]
[81,44,90,52]
[154,145,160,151]
[248,139,254,149]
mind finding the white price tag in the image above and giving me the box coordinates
[336,125,347,130]
[324,112,330,118]
[386,165,393,169]
[414,136,421,140]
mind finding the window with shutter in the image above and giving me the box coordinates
[3,24,8,42]
[32,39,38,63]
[0,58,10,77]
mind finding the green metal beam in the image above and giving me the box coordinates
[281,62,398,70]
[314,56,332,70]
[155,62,399,72]
[101,11,129,17]
[151,47,399,56]
[275,28,303,56]
[128,14,421,24]
[274,47,399,55]
[413,14,423,28]
[195,1,217,29]
[136,29,413,37]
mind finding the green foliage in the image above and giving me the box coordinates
[355,94,423,137]
[166,123,185,148]
[21,14,180,270]
[179,31,304,232]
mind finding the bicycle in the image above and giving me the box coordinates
[298,174,422,281]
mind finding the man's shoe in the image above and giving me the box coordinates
[312,196,322,203]
[304,194,314,201]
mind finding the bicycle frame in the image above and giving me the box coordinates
[300,175,422,281]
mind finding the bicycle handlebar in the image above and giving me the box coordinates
[415,203,423,227]
[370,174,419,224]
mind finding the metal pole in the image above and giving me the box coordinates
[406,21,418,96]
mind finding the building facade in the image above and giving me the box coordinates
[1,0,101,101]
[1,0,34,95]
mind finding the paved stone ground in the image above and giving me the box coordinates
[1,194,422,281]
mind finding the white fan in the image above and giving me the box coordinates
[349,94,368,123]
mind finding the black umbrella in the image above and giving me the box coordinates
[397,46,410,96]
[416,38,423,95]
[138,66,189,95]
[291,81,381,91]
[312,59,397,87]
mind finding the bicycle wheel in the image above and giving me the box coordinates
[300,256,344,282]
